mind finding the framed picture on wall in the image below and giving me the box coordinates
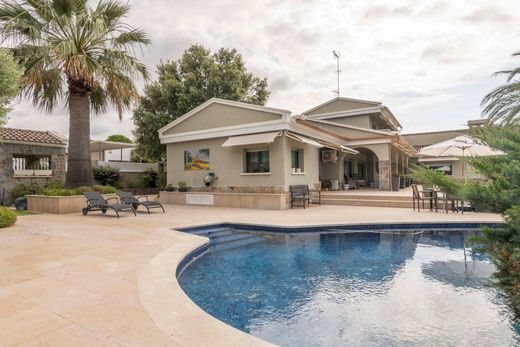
[184,148,210,171]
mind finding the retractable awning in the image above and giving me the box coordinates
[222,131,281,147]
[318,141,358,154]
[286,132,323,148]
[419,157,460,162]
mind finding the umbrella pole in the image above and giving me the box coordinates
[462,147,468,183]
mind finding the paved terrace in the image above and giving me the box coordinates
[0,205,502,346]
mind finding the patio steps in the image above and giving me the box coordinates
[183,227,266,251]
[319,192,432,209]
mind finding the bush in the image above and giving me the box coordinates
[75,186,93,194]
[93,166,121,186]
[141,168,161,188]
[164,183,175,192]
[45,180,65,189]
[0,207,17,228]
[409,165,462,195]
[93,185,117,194]
[10,182,42,200]
[41,188,79,196]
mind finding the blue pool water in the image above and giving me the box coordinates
[177,227,520,346]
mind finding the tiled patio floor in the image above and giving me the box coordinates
[0,205,502,346]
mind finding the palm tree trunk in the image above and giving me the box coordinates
[66,92,94,187]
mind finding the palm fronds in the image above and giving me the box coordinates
[0,0,150,113]
[482,51,520,126]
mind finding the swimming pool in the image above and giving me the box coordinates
[177,224,519,346]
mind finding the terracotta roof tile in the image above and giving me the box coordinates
[0,127,66,146]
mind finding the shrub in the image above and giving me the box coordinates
[41,188,79,196]
[93,166,121,186]
[0,207,17,228]
[75,186,93,194]
[409,165,462,195]
[45,180,65,189]
[164,183,175,192]
[141,168,161,188]
[124,179,141,189]
[93,185,117,194]
[10,182,42,200]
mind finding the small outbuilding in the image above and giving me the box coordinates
[0,127,67,204]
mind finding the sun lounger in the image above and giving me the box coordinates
[82,191,136,218]
[117,191,165,214]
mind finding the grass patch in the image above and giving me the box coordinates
[14,210,39,216]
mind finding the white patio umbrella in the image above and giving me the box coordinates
[419,135,503,178]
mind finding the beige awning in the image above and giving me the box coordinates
[286,132,323,148]
[90,140,134,152]
[419,157,460,162]
[318,141,358,154]
[222,131,281,147]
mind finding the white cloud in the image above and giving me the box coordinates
[6,0,520,138]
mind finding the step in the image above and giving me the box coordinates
[210,232,258,244]
[211,235,266,252]
[320,194,412,202]
[320,198,417,208]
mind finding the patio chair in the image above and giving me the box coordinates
[442,193,464,214]
[290,185,310,209]
[117,191,165,214]
[82,192,136,218]
[412,184,438,212]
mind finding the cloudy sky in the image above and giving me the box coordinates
[6,0,520,139]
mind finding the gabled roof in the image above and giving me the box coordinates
[301,97,382,116]
[303,118,398,137]
[302,98,402,131]
[0,127,67,147]
[158,98,291,136]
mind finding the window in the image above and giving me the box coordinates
[357,162,366,179]
[244,149,270,173]
[427,163,452,176]
[12,155,52,177]
[291,149,304,171]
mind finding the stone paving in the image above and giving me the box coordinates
[0,205,502,346]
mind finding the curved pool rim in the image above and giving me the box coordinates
[175,221,500,277]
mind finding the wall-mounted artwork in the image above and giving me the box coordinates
[184,148,210,171]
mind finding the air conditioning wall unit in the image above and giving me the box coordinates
[321,149,338,163]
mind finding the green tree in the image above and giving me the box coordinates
[482,51,520,126]
[0,0,150,187]
[463,126,520,319]
[133,44,270,161]
[0,48,22,126]
[106,134,132,143]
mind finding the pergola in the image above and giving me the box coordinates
[90,140,135,161]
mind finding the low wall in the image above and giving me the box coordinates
[158,191,289,210]
[27,194,118,214]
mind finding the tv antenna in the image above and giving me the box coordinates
[332,50,341,97]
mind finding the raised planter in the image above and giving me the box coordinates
[158,191,289,210]
[27,194,118,214]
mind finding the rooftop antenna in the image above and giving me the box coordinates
[332,50,341,97]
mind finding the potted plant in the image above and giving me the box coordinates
[164,183,175,192]
[177,181,188,192]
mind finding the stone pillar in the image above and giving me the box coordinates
[378,160,391,190]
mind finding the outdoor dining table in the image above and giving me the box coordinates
[424,187,464,214]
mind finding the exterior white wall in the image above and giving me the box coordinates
[166,134,322,191]
[283,137,320,189]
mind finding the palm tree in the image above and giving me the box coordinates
[0,0,150,187]
[482,51,520,126]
